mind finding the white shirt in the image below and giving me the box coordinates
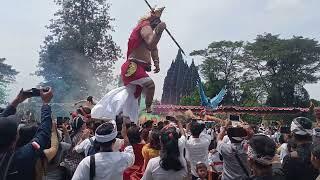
[279,143,288,163]
[74,137,123,156]
[74,137,95,156]
[72,146,135,180]
[141,157,187,180]
[185,133,211,177]
[208,151,223,173]
[178,135,187,171]
[217,140,249,180]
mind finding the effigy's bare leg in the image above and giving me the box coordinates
[143,80,155,113]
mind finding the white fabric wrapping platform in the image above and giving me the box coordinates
[91,85,139,123]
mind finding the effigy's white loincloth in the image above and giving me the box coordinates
[91,85,139,123]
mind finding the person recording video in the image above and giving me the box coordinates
[216,120,250,180]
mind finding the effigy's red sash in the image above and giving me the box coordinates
[121,20,152,98]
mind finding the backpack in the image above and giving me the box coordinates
[89,155,95,180]
[87,138,96,156]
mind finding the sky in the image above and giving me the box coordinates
[1,0,320,102]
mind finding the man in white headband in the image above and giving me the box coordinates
[282,117,318,180]
[72,121,134,180]
[247,134,283,180]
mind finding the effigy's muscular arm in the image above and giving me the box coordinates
[140,22,166,50]
[151,48,159,63]
[151,48,160,73]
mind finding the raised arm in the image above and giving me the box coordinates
[0,89,31,117]
[140,22,166,50]
[44,123,59,161]
[33,88,53,149]
[217,120,231,142]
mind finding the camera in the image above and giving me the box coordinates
[22,87,49,97]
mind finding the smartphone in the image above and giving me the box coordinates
[23,87,49,97]
[280,126,291,134]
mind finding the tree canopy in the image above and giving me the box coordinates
[37,0,121,103]
[175,34,320,108]
[0,58,18,104]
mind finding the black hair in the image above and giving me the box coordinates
[249,135,276,167]
[115,115,123,133]
[143,120,153,129]
[160,127,183,171]
[16,124,38,148]
[278,134,285,144]
[72,116,84,133]
[96,123,116,151]
[87,96,93,103]
[98,139,116,152]
[163,120,170,126]
[287,139,297,152]
[157,121,164,130]
[312,144,320,159]
[293,133,312,142]
[208,140,217,151]
[92,121,103,133]
[127,126,141,145]
[190,121,204,137]
[0,118,18,151]
[149,129,161,150]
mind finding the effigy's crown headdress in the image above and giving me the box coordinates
[151,7,165,18]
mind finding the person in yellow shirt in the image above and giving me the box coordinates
[142,129,161,170]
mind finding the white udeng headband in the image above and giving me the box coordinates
[95,121,118,143]
[291,119,312,136]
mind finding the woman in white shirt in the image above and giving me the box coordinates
[142,126,187,180]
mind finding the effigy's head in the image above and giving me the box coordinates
[139,7,165,22]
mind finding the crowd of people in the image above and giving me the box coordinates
[1,88,320,180]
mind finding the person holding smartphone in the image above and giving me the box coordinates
[217,120,249,180]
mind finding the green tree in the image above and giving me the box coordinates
[0,58,18,104]
[37,0,121,103]
[179,90,200,106]
[243,34,320,107]
[190,41,244,105]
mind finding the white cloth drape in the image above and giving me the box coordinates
[91,85,139,123]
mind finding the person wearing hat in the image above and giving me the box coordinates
[282,117,318,180]
[216,120,249,180]
[0,88,53,180]
[72,121,134,180]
